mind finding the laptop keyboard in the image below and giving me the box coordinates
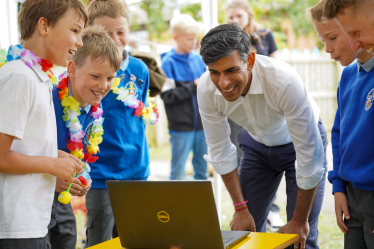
[223,237,234,243]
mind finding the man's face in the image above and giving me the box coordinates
[208,51,255,102]
[335,6,374,54]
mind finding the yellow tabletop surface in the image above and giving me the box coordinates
[87,232,298,249]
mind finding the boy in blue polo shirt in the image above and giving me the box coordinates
[50,26,121,249]
[308,1,374,247]
[85,0,153,247]
[161,14,208,180]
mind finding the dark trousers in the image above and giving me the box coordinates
[238,119,328,249]
[84,189,118,248]
[0,236,50,249]
[47,192,77,249]
[344,183,374,249]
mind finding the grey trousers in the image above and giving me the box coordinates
[238,119,328,249]
[0,236,50,249]
[84,189,118,248]
[47,192,77,249]
[344,183,374,249]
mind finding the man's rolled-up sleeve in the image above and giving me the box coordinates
[277,73,325,190]
[197,83,237,175]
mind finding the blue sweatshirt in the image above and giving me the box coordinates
[161,48,206,132]
[53,80,94,160]
[90,52,150,189]
[328,58,374,194]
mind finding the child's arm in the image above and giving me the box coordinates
[0,133,83,183]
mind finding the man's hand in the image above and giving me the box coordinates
[334,192,350,235]
[194,78,199,86]
[55,177,83,196]
[279,219,309,249]
[230,209,256,231]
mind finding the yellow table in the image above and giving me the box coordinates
[87,232,298,249]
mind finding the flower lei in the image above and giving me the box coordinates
[111,76,159,125]
[56,72,105,186]
[0,45,58,84]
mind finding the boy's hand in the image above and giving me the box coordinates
[55,177,83,196]
[77,179,92,197]
[57,150,84,175]
[50,158,83,183]
[334,192,350,234]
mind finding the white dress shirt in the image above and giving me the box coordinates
[197,55,324,190]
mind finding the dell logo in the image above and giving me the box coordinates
[157,211,170,223]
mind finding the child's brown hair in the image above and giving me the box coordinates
[323,0,361,19]
[306,0,328,23]
[73,25,122,71]
[87,0,128,26]
[18,0,88,41]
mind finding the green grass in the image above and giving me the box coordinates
[149,143,171,160]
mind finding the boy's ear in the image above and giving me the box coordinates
[67,61,77,79]
[172,34,178,42]
[37,17,49,36]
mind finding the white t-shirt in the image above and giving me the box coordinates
[0,59,57,239]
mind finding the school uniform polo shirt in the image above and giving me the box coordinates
[0,58,57,238]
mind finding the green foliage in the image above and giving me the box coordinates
[180,3,202,22]
[130,0,172,42]
[128,0,322,49]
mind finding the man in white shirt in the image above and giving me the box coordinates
[197,23,327,249]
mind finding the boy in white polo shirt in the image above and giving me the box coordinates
[0,0,86,248]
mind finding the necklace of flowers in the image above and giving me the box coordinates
[0,45,58,84]
[56,72,104,185]
[111,76,159,125]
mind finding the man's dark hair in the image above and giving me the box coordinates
[323,0,360,19]
[200,23,251,66]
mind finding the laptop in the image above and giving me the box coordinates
[106,180,250,249]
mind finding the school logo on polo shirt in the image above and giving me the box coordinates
[365,89,374,111]
[124,74,139,98]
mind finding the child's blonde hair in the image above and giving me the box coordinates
[73,25,122,71]
[87,0,128,26]
[306,0,328,23]
[170,14,201,36]
[18,0,88,40]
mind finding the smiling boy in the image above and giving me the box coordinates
[324,0,374,54]
[85,0,152,247]
[48,25,121,249]
[308,0,372,66]
[0,0,86,247]
[311,1,374,248]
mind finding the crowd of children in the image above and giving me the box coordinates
[0,0,373,248]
